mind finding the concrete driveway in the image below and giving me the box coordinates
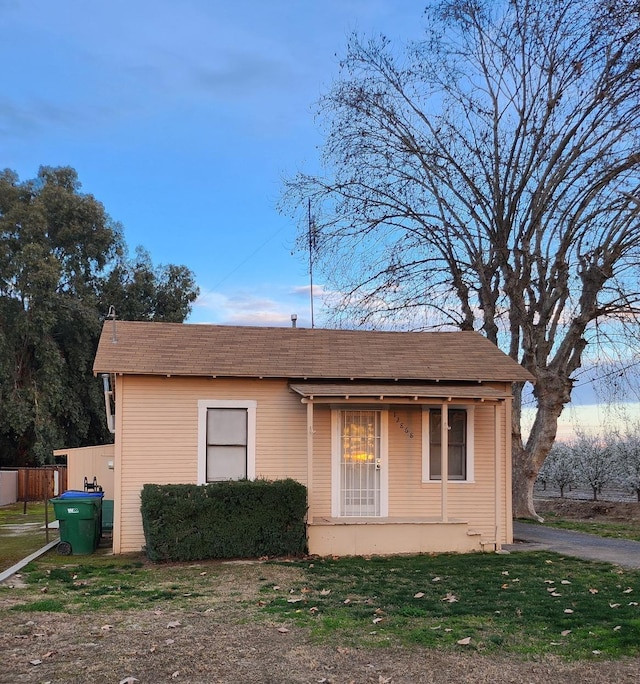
[511,521,640,569]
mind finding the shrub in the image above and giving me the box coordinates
[140,479,307,562]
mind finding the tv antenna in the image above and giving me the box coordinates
[308,199,316,328]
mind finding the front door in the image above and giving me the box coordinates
[339,410,381,516]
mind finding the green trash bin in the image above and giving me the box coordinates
[51,491,103,555]
[101,499,114,533]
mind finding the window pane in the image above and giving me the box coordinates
[207,446,247,481]
[449,411,466,444]
[449,445,465,479]
[429,409,466,480]
[430,444,441,478]
[207,408,247,446]
[430,411,441,445]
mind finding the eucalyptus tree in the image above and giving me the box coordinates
[0,166,199,466]
[282,0,640,517]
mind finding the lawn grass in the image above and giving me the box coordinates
[3,550,639,660]
[7,555,204,612]
[259,552,640,659]
[0,501,58,572]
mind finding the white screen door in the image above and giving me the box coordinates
[339,410,381,516]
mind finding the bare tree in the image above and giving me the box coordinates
[282,0,640,518]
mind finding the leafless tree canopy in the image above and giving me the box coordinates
[282,0,640,517]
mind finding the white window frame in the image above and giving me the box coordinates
[331,408,389,517]
[197,400,257,484]
[421,405,475,483]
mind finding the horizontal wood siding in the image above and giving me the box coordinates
[410,404,499,539]
[114,373,512,554]
[388,407,426,515]
[310,407,332,518]
[117,375,307,553]
[57,445,115,500]
[312,402,509,544]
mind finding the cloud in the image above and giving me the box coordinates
[192,287,309,327]
[291,283,330,297]
[192,52,295,100]
[0,97,80,137]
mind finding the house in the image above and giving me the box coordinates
[53,444,115,501]
[52,444,116,532]
[92,320,533,556]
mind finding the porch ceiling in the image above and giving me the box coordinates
[289,382,512,401]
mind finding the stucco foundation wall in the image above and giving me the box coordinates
[308,521,479,556]
[114,375,308,553]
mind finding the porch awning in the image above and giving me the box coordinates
[289,383,511,401]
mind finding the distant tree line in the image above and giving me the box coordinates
[0,166,199,467]
[538,425,640,502]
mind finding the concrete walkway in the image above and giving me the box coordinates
[511,521,640,569]
[0,538,59,584]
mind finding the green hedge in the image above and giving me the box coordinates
[140,479,307,562]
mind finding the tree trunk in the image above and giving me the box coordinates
[511,372,568,520]
[512,439,542,520]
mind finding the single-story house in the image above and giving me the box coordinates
[92,320,533,556]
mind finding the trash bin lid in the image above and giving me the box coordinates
[60,490,104,499]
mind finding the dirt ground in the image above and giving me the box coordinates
[3,607,640,684]
[535,497,640,523]
[2,498,640,683]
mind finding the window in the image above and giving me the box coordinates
[197,400,256,484]
[422,406,474,482]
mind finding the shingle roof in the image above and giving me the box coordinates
[289,383,514,400]
[93,321,534,383]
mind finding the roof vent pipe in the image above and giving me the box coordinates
[108,305,117,343]
[291,313,297,328]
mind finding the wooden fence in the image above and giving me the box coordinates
[1,467,67,501]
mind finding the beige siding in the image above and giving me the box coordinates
[309,400,512,549]
[114,373,513,555]
[310,407,332,519]
[58,444,115,499]
[115,375,308,553]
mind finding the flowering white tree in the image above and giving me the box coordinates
[612,423,640,502]
[539,442,576,499]
[571,433,617,501]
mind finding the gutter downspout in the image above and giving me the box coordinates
[306,400,314,523]
[101,373,115,434]
[440,401,448,523]
[494,402,502,551]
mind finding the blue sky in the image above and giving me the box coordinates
[4,0,637,426]
[2,0,427,327]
